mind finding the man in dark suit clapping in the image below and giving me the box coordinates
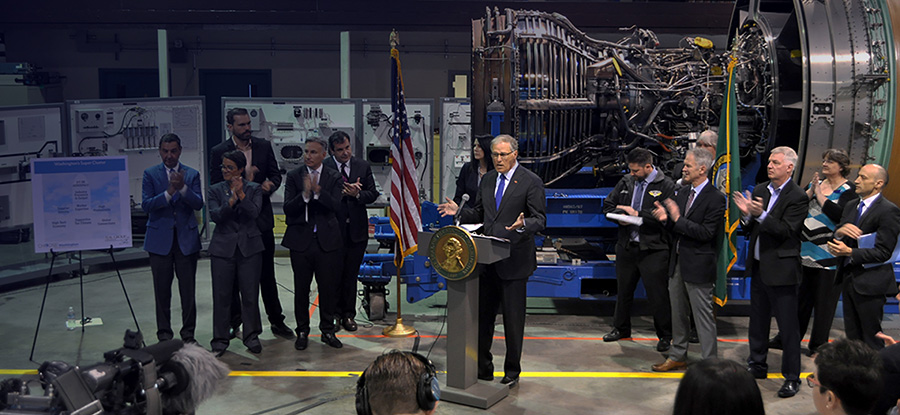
[282,137,344,350]
[733,146,808,398]
[827,164,900,350]
[650,148,725,372]
[437,134,546,388]
[324,131,378,332]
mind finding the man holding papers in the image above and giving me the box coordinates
[828,164,900,350]
[601,147,676,352]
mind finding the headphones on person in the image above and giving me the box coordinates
[355,351,440,415]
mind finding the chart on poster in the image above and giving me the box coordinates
[31,157,132,253]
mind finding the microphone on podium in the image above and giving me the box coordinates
[456,194,469,226]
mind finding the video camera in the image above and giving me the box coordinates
[0,330,228,415]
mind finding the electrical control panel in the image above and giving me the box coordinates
[360,99,433,205]
[0,104,66,231]
[439,98,471,201]
[67,97,207,237]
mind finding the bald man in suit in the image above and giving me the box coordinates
[828,164,900,350]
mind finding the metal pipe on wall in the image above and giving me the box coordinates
[157,29,169,97]
[341,31,350,99]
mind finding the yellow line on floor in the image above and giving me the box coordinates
[2,369,811,380]
[227,371,689,379]
[0,370,36,375]
[229,371,811,379]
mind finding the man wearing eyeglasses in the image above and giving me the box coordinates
[210,108,293,340]
[808,338,883,415]
[437,134,546,388]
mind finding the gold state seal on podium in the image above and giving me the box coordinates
[427,225,478,281]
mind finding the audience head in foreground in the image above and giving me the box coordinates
[812,338,883,415]
[356,351,440,415]
[672,358,764,415]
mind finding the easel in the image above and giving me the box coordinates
[30,245,144,363]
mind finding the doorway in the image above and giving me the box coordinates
[198,70,272,163]
[99,68,169,99]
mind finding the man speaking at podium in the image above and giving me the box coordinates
[438,134,546,388]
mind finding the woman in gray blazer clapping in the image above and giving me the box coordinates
[208,150,265,356]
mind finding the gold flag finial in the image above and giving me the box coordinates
[390,30,399,49]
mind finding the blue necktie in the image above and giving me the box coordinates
[855,201,865,225]
[631,180,644,211]
[495,174,506,211]
[629,180,644,242]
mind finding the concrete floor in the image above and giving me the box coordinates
[1,253,898,415]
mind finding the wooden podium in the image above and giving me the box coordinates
[419,227,511,409]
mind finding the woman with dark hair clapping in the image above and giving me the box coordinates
[208,150,265,356]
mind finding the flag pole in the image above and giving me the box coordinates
[384,29,416,337]
[383,239,415,337]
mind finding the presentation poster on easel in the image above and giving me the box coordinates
[31,157,132,253]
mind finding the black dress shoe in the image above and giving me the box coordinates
[294,332,309,350]
[321,332,343,349]
[603,329,631,342]
[768,335,783,350]
[500,376,519,388]
[689,329,699,344]
[656,338,671,352]
[747,366,767,379]
[246,342,262,354]
[341,318,358,332]
[271,322,295,339]
[478,364,494,381]
[213,348,227,358]
[777,380,800,398]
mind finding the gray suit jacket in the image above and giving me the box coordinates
[207,179,265,258]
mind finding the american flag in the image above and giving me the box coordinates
[389,47,421,268]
